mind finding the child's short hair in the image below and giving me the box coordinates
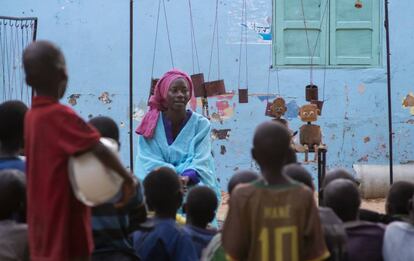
[252,121,291,168]
[386,181,414,216]
[0,101,28,153]
[323,179,360,222]
[143,167,182,215]
[185,186,218,227]
[23,41,66,91]
[0,170,26,220]
[89,116,119,142]
[227,170,258,194]
[283,164,314,190]
[322,168,360,188]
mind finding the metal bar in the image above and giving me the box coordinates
[384,0,393,184]
[0,16,38,21]
[317,149,323,205]
[129,0,134,172]
[32,18,38,41]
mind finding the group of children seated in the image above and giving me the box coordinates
[0,40,414,261]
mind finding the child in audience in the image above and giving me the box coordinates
[323,179,385,261]
[282,163,314,190]
[0,100,28,172]
[89,116,142,261]
[386,181,414,222]
[322,168,394,224]
[227,170,259,194]
[222,121,329,261]
[382,194,414,261]
[183,186,218,258]
[202,170,258,261]
[284,164,347,261]
[23,41,136,261]
[0,169,28,261]
[132,167,197,261]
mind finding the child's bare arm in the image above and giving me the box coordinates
[90,141,136,207]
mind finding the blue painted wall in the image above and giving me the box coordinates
[3,0,414,190]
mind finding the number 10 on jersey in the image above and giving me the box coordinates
[259,226,298,261]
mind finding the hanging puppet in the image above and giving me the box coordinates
[298,103,324,162]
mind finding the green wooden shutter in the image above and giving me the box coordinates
[274,0,328,66]
[330,0,380,65]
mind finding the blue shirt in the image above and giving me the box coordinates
[162,111,200,185]
[133,218,198,261]
[0,157,25,172]
[183,225,217,258]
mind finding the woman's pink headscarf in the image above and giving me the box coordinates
[136,69,194,138]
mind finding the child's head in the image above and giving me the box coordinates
[252,121,291,172]
[143,167,183,218]
[0,101,28,154]
[89,116,120,146]
[23,41,67,99]
[410,195,414,224]
[386,181,414,216]
[323,179,361,222]
[283,164,314,191]
[322,168,360,188]
[184,186,218,229]
[0,170,26,220]
[227,170,258,195]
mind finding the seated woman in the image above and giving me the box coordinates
[135,69,220,201]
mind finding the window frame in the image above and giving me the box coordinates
[272,0,383,68]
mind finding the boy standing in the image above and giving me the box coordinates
[23,41,135,261]
[222,122,329,261]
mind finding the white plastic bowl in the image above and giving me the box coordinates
[69,137,123,206]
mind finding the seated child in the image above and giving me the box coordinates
[284,164,347,261]
[222,121,329,261]
[183,186,218,258]
[0,169,28,261]
[0,100,28,172]
[386,181,414,222]
[132,167,197,261]
[323,179,385,261]
[321,168,394,224]
[89,116,142,261]
[382,194,414,261]
[227,170,259,195]
[23,41,136,261]
[202,170,258,261]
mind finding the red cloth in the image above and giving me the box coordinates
[25,96,100,261]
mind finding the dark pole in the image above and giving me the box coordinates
[384,0,393,184]
[129,0,134,172]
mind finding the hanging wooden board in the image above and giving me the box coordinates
[305,84,318,102]
[238,89,248,103]
[311,100,324,115]
[204,80,226,97]
[148,78,159,104]
[191,73,206,97]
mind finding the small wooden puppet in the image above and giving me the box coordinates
[298,104,323,162]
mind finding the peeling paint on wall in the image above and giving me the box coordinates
[98,92,112,104]
[68,94,80,106]
[212,129,231,140]
[220,145,227,155]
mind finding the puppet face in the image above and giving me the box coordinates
[270,97,287,119]
[299,104,319,122]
